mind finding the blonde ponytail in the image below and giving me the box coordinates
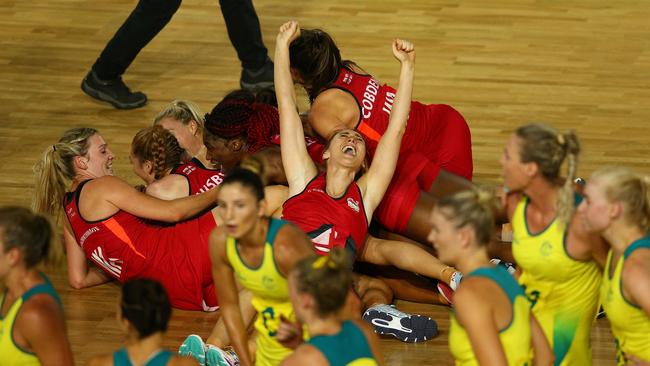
[32,128,97,219]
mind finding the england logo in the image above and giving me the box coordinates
[347,198,360,212]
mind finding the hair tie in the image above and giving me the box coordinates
[312,255,337,270]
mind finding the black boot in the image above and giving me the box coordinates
[240,58,274,90]
[81,70,147,109]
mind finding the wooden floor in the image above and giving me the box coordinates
[2,0,650,364]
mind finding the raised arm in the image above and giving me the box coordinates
[275,20,318,197]
[209,227,254,366]
[358,39,414,216]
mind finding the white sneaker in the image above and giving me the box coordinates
[362,304,437,343]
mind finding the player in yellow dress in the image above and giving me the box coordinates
[579,167,650,365]
[501,123,608,365]
[429,190,552,365]
[210,168,314,366]
[281,249,383,366]
[0,206,73,366]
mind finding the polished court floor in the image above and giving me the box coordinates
[2,0,650,364]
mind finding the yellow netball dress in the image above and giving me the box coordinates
[511,196,601,366]
[0,274,61,365]
[449,266,533,366]
[226,218,295,366]
[601,236,650,365]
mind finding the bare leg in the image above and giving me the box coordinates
[361,235,457,285]
[427,169,474,197]
[353,273,394,310]
[357,263,447,305]
[206,289,256,348]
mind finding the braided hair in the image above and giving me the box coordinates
[204,96,279,154]
[131,126,184,180]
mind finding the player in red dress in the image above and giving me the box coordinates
[33,127,222,311]
[276,21,439,343]
[288,21,473,244]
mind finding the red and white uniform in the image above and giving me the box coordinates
[64,180,217,311]
[172,158,224,195]
[282,174,368,258]
[327,68,474,232]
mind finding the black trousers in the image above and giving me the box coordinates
[92,0,268,80]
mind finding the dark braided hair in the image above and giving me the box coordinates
[204,97,280,154]
[131,126,184,180]
[120,279,171,339]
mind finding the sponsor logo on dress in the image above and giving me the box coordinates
[90,246,123,278]
[342,72,353,84]
[182,165,197,175]
[347,198,360,212]
[79,226,99,247]
[197,173,225,194]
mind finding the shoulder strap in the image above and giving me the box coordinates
[146,350,173,366]
[624,235,650,259]
[266,218,287,245]
[468,266,524,304]
[22,273,61,307]
[113,348,132,366]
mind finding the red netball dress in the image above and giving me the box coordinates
[64,180,218,311]
[282,173,368,258]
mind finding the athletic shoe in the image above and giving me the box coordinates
[362,304,437,343]
[179,334,206,366]
[206,344,239,366]
[81,70,147,109]
[240,58,274,90]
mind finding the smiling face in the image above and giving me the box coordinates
[82,134,115,178]
[578,179,615,233]
[499,134,534,192]
[216,182,264,238]
[204,133,244,173]
[323,129,367,170]
[427,208,463,267]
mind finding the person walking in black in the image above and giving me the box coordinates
[81,0,273,109]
